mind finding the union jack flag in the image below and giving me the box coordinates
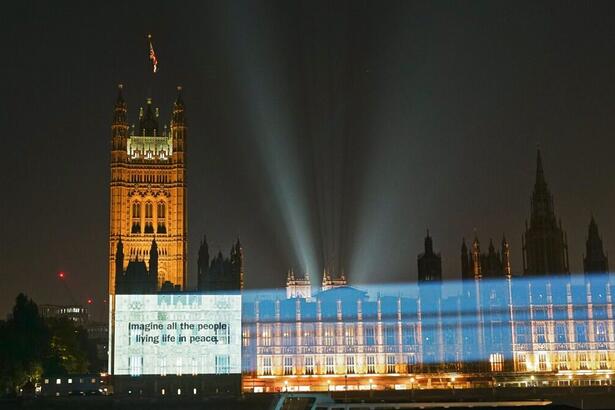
[149,38,158,73]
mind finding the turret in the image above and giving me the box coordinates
[171,86,186,163]
[584,216,609,274]
[471,236,481,279]
[111,84,129,159]
[501,235,511,278]
[197,235,209,277]
[138,98,160,136]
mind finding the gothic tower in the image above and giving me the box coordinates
[109,85,187,294]
[583,216,609,274]
[521,148,569,276]
[417,230,442,282]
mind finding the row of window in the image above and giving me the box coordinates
[260,324,416,347]
[516,351,610,371]
[516,322,608,344]
[128,355,231,376]
[132,202,167,234]
[130,174,170,184]
[261,354,416,376]
[132,202,166,219]
[257,321,610,347]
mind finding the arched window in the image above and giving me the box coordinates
[157,202,166,234]
[131,202,141,233]
[144,202,154,233]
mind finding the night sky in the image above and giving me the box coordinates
[3,1,615,318]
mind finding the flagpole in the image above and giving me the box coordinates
[147,34,152,99]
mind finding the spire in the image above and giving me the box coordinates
[584,215,609,274]
[501,235,511,278]
[530,147,555,223]
[471,236,481,279]
[197,235,209,276]
[139,98,160,136]
[113,84,127,124]
[536,146,545,187]
[424,228,434,254]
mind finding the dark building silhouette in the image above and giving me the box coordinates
[461,235,511,280]
[584,216,609,274]
[197,236,244,292]
[417,230,442,282]
[114,237,158,294]
[522,149,569,276]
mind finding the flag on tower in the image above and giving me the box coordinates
[148,35,158,73]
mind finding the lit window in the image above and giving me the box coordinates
[536,324,547,344]
[364,325,375,346]
[262,357,272,376]
[558,352,568,370]
[345,325,356,345]
[129,356,142,376]
[489,353,504,372]
[284,356,293,375]
[406,354,417,372]
[346,356,355,374]
[403,324,416,345]
[44,379,49,384]
[576,324,588,343]
[324,324,335,346]
[386,355,396,373]
[68,379,72,384]
[366,355,376,374]
[599,352,609,370]
[193,388,197,395]
[516,353,527,372]
[385,325,396,345]
[325,356,335,375]
[538,353,548,371]
[578,352,589,370]
[56,379,61,385]
[261,325,272,347]
[596,323,607,343]
[215,355,230,374]
[555,323,567,343]
[304,356,314,375]
[303,324,315,346]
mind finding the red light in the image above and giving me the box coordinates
[87,298,93,305]
[58,271,65,279]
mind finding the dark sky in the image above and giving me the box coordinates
[3,1,615,317]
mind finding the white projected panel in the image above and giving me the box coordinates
[112,294,241,375]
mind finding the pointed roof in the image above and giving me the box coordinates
[139,98,160,136]
[530,147,556,224]
[113,84,127,124]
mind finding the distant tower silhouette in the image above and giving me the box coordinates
[583,216,609,274]
[522,148,569,276]
[461,234,511,279]
[418,230,442,282]
[196,235,243,292]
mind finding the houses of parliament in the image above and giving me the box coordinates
[108,86,614,394]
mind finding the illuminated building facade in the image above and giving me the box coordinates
[242,271,615,392]
[109,85,187,294]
